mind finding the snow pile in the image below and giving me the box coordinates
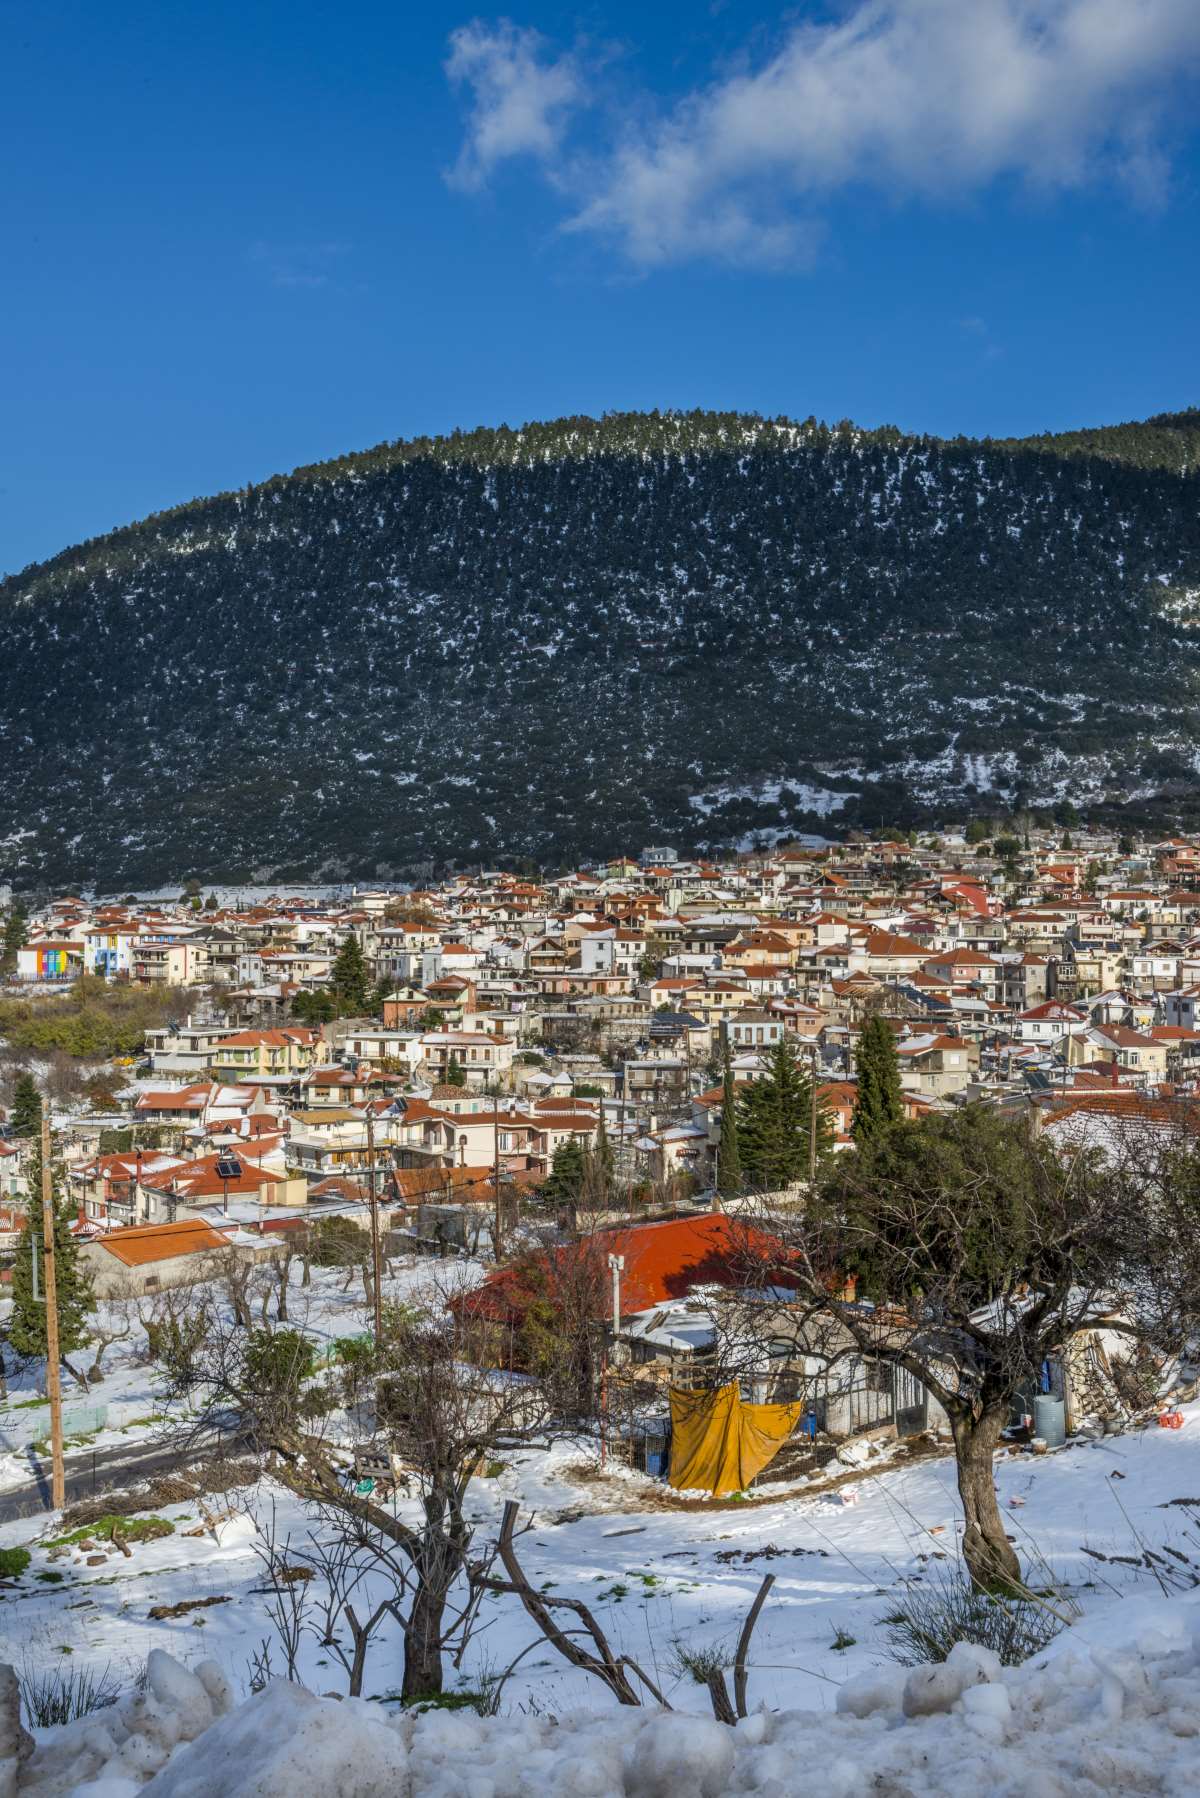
[14,1595,1200,1797]
[14,1651,233,1797]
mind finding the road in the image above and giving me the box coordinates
[0,1427,255,1523]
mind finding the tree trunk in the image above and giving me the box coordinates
[402,1572,451,1701]
[952,1406,1021,1591]
[62,1357,89,1392]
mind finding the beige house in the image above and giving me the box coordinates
[418,1029,516,1088]
[896,1032,975,1097]
[208,1027,327,1083]
[80,1218,232,1296]
[1070,1026,1169,1083]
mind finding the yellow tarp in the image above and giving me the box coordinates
[667,1383,805,1495]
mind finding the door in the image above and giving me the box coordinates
[894,1366,928,1437]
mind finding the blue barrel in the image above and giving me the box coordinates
[1033,1394,1066,1448]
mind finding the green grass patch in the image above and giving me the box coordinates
[48,1515,175,1549]
[35,1570,67,1585]
[0,1548,32,1578]
[398,1691,489,1714]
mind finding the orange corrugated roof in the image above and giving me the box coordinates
[98,1219,227,1266]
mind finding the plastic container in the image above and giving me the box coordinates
[1033,1394,1066,1448]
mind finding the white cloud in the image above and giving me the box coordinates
[445,18,581,192]
[446,0,1200,267]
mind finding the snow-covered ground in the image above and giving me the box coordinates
[6,1408,1200,1718]
[13,1598,1200,1796]
[6,1257,1200,1791]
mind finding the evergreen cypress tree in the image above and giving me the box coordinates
[736,1038,831,1190]
[445,1055,465,1088]
[330,934,370,1016]
[1,902,27,973]
[851,1016,905,1145]
[540,1137,585,1207]
[9,1126,94,1362]
[9,1072,42,1139]
[717,1047,742,1196]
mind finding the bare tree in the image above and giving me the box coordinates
[210,1248,255,1330]
[157,1267,554,1702]
[273,1234,299,1322]
[480,1500,773,1724]
[138,1277,214,1383]
[298,1528,392,1698]
[84,1287,137,1384]
[248,1498,312,1682]
[499,1229,610,1420]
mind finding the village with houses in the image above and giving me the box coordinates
[3,825,1200,1423]
[5,826,1200,1791]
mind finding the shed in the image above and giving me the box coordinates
[80,1218,230,1296]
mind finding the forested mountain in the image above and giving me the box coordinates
[2,408,1199,888]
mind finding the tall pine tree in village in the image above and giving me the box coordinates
[329,932,370,1016]
[8,1072,43,1139]
[9,1123,94,1364]
[717,1045,742,1196]
[736,1038,831,1190]
[1,902,27,974]
[851,1015,905,1144]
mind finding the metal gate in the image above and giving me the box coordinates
[894,1366,928,1437]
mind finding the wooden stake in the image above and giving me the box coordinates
[40,1107,65,1511]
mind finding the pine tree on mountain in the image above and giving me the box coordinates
[851,1016,905,1145]
[330,933,370,1016]
[9,1126,94,1364]
[736,1038,831,1190]
[717,1046,743,1197]
[9,1072,42,1140]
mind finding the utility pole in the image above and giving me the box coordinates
[366,1110,383,1347]
[608,1253,625,1339]
[40,1108,65,1511]
[492,1088,503,1264]
[808,1043,819,1185]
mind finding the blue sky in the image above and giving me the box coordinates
[3,0,1199,575]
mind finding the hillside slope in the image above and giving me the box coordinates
[2,409,1199,887]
